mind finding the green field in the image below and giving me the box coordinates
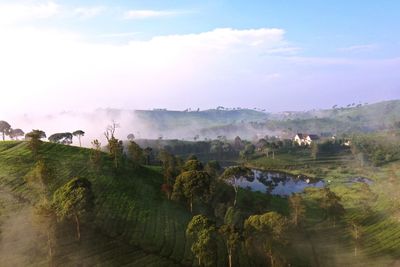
[249,148,400,266]
[0,141,400,266]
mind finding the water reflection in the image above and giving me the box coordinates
[235,169,325,196]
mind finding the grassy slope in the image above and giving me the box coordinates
[249,149,400,266]
[0,141,194,266]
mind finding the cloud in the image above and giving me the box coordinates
[338,44,378,52]
[0,1,60,25]
[73,6,105,19]
[0,26,294,114]
[122,9,185,19]
[0,24,398,118]
[97,32,140,38]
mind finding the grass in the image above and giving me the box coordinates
[248,146,400,266]
[0,141,193,266]
[0,140,400,266]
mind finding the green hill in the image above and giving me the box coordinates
[0,141,194,266]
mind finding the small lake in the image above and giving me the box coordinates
[235,169,325,196]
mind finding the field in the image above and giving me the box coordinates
[0,140,400,266]
[249,147,400,266]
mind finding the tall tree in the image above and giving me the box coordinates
[8,128,24,140]
[244,212,288,267]
[219,224,240,267]
[25,129,46,158]
[172,170,212,213]
[220,166,252,207]
[104,122,123,169]
[0,120,11,140]
[52,177,94,241]
[127,133,135,141]
[186,215,217,267]
[48,132,73,145]
[348,219,363,257]
[128,140,144,166]
[183,159,203,172]
[319,187,345,227]
[90,139,102,170]
[289,193,306,227]
[143,147,153,165]
[72,130,85,147]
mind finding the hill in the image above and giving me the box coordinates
[0,141,194,266]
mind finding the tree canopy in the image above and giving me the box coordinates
[0,120,11,141]
[52,177,94,241]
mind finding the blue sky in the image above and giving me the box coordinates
[0,0,399,115]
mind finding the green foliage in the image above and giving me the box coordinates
[319,187,345,226]
[288,193,306,227]
[25,129,46,158]
[172,170,212,212]
[48,132,73,145]
[72,130,85,146]
[183,159,203,172]
[0,120,11,141]
[244,211,289,266]
[219,224,241,267]
[52,177,95,240]
[128,140,144,166]
[220,166,253,207]
[186,215,217,267]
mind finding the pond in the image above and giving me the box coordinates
[235,169,325,196]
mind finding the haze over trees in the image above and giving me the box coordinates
[73,130,85,147]
[52,177,95,241]
[0,120,11,141]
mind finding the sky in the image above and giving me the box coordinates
[0,0,400,117]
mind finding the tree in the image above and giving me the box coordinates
[219,224,240,267]
[289,193,306,227]
[234,136,244,150]
[104,122,123,169]
[244,212,288,267]
[240,144,255,160]
[348,219,363,257]
[48,132,73,145]
[90,139,102,169]
[8,128,24,140]
[183,159,203,172]
[204,160,222,178]
[127,133,135,141]
[128,140,144,166]
[186,215,217,267]
[319,187,345,227]
[143,147,153,165]
[25,129,46,158]
[0,120,11,140]
[52,177,94,241]
[73,130,85,147]
[310,142,319,160]
[220,166,253,207]
[172,170,212,213]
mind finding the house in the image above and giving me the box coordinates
[304,134,320,145]
[293,133,305,146]
[293,133,320,146]
[343,140,351,147]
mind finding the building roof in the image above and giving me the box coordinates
[307,134,320,140]
[295,133,304,139]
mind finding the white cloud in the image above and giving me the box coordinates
[0,1,60,25]
[123,9,184,19]
[73,6,105,19]
[338,44,378,52]
[97,32,140,38]
[0,26,294,115]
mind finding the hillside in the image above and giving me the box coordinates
[0,141,194,266]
